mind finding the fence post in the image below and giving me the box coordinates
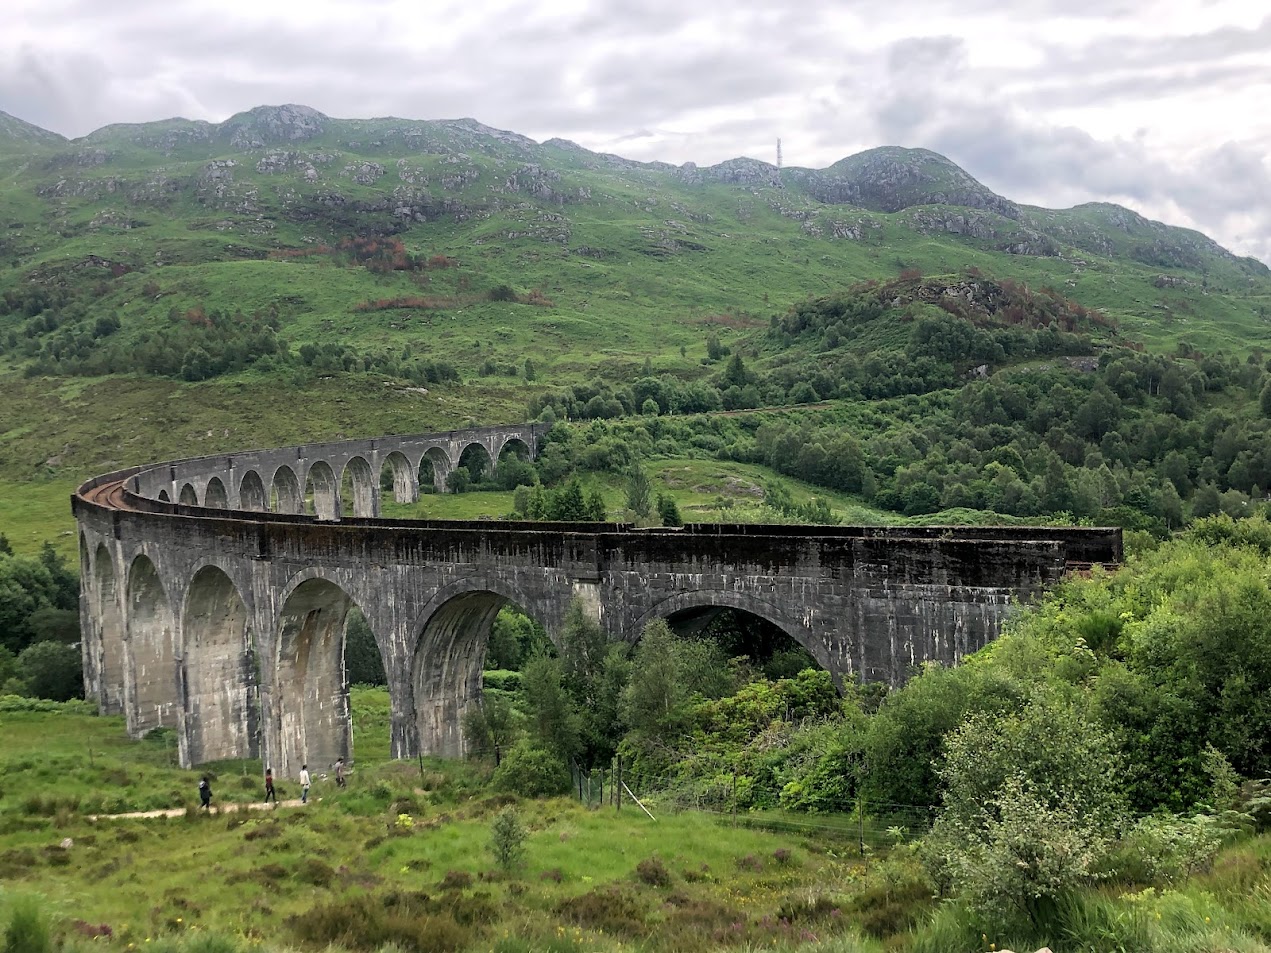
[616,755,622,812]
[858,793,865,858]
[732,767,742,828]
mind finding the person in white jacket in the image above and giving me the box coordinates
[299,764,311,803]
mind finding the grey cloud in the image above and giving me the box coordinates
[3,0,1270,261]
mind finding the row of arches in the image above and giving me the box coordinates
[162,438,533,517]
[87,543,815,772]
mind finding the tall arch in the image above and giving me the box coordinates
[203,477,228,508]
[93,544,127,716]
[275,578,356,775]
[411,582,546,756]
[341,456,375,518]
[126,554,179,736]
[635,590,828,671]
[380,451,417,505]
[271,465,303,514]
[183,566,256,764]
[238,470,267,511]
[178,483,199,506]
[305,460,339,520]
[419,446,450,494]
[457,443,493,486]
[497,437,532,463]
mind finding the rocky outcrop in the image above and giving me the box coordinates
[901,207,1058,256]
[343,161,385,185]
[676,156,779,187]
[220,104,327,149]
[794,147,1020,220]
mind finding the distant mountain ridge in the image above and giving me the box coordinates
[1,102,1261,280]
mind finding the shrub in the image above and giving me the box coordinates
[289,894,469,952]
[736,854,763,872]
[634,856,672,887]
[438,870,473,891]
[488,807,526,872]
[1112,813,1225,884]
[556,885,648,936]
[492,743,570,797]
[296,857,335,886]
[3,895,52,953]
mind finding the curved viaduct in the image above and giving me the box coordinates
[73,422,1121,775]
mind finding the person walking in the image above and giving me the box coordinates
[334,758,346,789]
[299,764,311,804]
[198,776,212,811]
[264,767,276,804]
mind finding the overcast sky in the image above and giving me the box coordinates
[4,0,1269,262]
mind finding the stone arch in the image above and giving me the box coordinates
[271,465,303,514]
[274,577,358,776]
[380,451,417,505]
[93,543,127,716]
[633,590,827,668]
[203,477,229,509]
[457,442,494,486]
[178,483,198,506]
[341,456,375,518]
[496,436,532,463]
[419,446,450,494]
[410,577,552,757]
[157,489,171,503]
[305,460,339,520]
[238,470,267,512]
[126,554,180,736]
[182,565,256,764]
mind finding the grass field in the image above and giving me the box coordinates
[0,690,890,953]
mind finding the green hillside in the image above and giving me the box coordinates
[2,104,1271,551]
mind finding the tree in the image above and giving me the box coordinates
[523,358,537,381]
[488,806,528,869]
[16,641,83,701]
[463,693,519,762]
[623,620,686,740]
[923,690,1126,924]
[445,468,471,493]
[0,553,59,653]
[24,607,79,645]
[550,478,587,520]
[344,609,385,685]
[721,353,749,389]
[624,465,653,518]
[559,598,626,766]
[585,488,607,521]
[521,652,581,760]
[657,493,683,527]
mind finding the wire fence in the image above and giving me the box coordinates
[566,759,938,854]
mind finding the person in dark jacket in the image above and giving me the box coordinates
[198,776,212,810]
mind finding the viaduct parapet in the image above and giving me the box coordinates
[73,422,1121,775]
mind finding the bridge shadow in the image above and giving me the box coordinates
[665,606,821,681]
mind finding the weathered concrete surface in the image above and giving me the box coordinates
[74,423,1121,776]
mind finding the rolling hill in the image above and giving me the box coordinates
[2,103,1270,551]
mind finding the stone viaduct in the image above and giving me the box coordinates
[74,422,1121,776]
